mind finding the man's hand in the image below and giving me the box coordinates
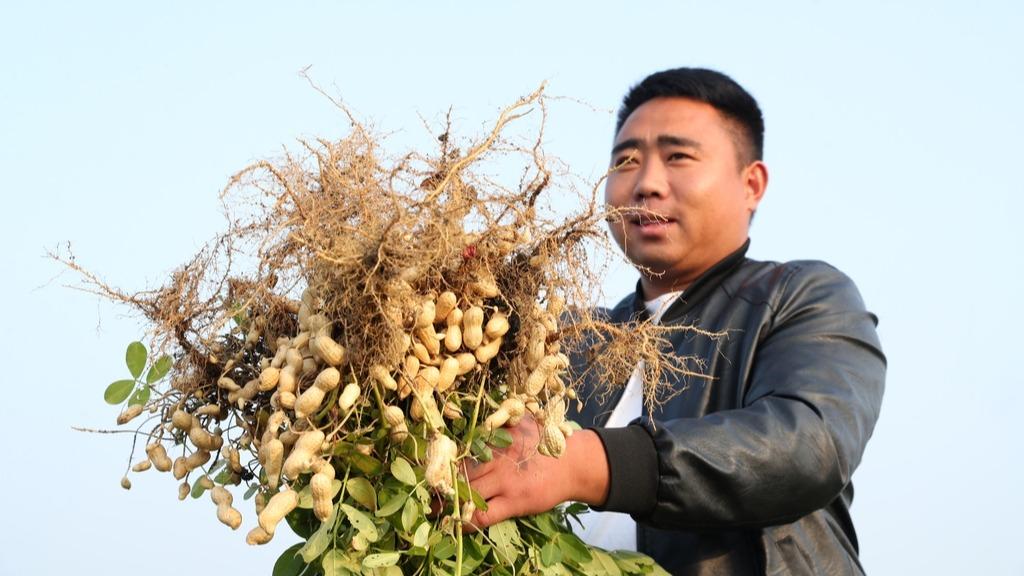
[465,415,610,529]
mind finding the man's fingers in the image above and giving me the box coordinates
[462,457,489,481]
[473,495,513,530]
[466,470,501,501]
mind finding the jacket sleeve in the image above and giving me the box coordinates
[592,262,886,530]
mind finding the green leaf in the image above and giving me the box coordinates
[214,467,234,485]
[564,502,589,517]
[244,484,259,500]
[231,304,249,330]
[412,521,430,548]
[321,550,356,576]
[540,540,562,567]
[456,479,487,512]
[296,483,311,506]
[431,536,457,561]
[539,563,572,576]
[488,520,522,564]
[299,509,335,563]
[460,535,489,575]
[346,477,377,511]
[146,354,173,384]
[414,485,432,507]
[592,550,622,576]
[390,458,417,486]
[348,452,383,476]
[104,379,135,404]
[125,341,147,379]
[190,478,210,499]
[534,509,561,534]
[341,503,380,542]
[128,384,150,407]
[362,553,400,569]
[285,507,320,539]
[556,533,592,564]
[273,543,309,576]
[608,550,653,573]
[401,497,420,532]
[488,428,513,449]
[375,491,408,518]
[471,436,493,462]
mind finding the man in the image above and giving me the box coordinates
[466,68,886,575]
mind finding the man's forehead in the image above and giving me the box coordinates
[613,98,723,141]
[611,97,744,158]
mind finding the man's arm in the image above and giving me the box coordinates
[467,262,884,530]
[596,262,886,529]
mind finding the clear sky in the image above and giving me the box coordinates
[2,1,1021,574]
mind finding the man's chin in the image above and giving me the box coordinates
[628,258,672,277]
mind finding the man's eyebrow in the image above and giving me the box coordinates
[611,138,641,157]
[657,135,701,149]
[611,135,702,156]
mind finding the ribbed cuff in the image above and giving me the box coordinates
[589,424,658,516]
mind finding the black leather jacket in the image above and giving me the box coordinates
[569,242,886,575]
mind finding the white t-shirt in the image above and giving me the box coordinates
[574,291,683,552]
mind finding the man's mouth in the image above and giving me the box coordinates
[629,214,675,229]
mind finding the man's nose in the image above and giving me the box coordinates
[633,158,668,200]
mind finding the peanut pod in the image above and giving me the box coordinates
[282,430,326,480]
[462,306,484,350]
[211,486,242,530]
[258,489,299,535]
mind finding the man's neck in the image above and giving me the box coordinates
[638,239,751,300]
[640,277,691,299]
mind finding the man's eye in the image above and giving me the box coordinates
[667,152,691,161]
[613,155,638,168]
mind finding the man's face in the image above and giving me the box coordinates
[605,97,766,296]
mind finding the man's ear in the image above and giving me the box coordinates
[743,160,768,212]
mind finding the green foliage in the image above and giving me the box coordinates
[487,428,514,449]
[286,507,321,540]
[375,491,408,518]
[363,553,400,569]
[300,511,336,563]
[103,379,135,404]
[390,458,417,487]
[342,504,380,542]
[145,354,172,384]
[103,340,667,575]
[279,478,666,576]
[488,520,522,564]
[125,341,147,379]
[128,385,151,407]
[400,498,419,533]
[103,341,172,414]
[274,544,311,576]
[190,478,210,499]
[346,477,377,511]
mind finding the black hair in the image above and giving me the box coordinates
[616,68,764,165]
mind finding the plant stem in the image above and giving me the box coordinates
[459,371,490,459]
[453,460,464,576]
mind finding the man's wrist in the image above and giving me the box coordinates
[564,429,610,506]
[588,424,658,515]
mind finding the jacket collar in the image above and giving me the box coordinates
[626,239,750,323]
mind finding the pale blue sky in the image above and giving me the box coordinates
[2,1,1021,574]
